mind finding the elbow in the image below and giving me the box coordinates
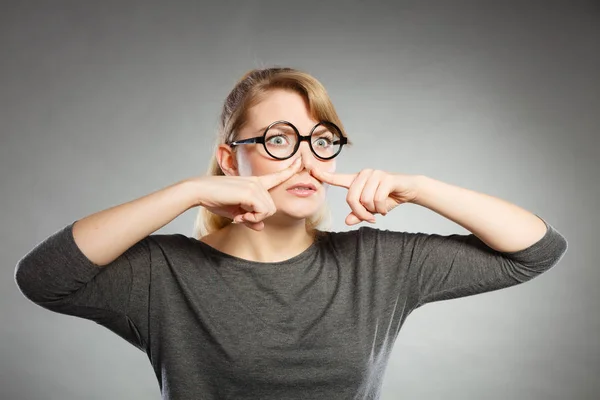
[514,234,568,280]
[14,259,40,303]
[14,257,68,306]
[505,223,569,276]
[14,258,50,304]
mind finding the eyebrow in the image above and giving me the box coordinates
[253,122,329,135]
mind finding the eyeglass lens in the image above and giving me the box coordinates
[264,122,343,159]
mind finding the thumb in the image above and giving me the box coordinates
[345,213,362,226]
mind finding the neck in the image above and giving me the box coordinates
[210,217,317,263]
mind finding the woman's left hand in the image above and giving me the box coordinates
[309,168,422,226]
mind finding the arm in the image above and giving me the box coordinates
[14,179,200,349]
[358,215,567,311]
[412,175,549,253]
[406,175,568,306]
[15,179,199,300]
[310,168,568,309]
[308,167,550,249]
[71,179,198,266]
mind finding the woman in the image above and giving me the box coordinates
[15,67,568,400]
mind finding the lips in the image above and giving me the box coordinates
[287,182,317,191]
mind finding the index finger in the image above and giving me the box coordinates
[310,168,356,189]
[258,158,302,189]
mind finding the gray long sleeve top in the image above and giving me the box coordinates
[14,217,568,399]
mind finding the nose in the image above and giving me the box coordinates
[294,140,318,171]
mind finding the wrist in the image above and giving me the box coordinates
[410,175,431,205]
[178,178,206,210]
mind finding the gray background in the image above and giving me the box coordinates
[1,1,598,399]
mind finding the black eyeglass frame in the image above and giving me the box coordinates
[227,120,348,161]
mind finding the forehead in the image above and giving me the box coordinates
[244,89,319,134]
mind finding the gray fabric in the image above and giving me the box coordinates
[14,217,567,399]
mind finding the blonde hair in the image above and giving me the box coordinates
[193,67,351,240]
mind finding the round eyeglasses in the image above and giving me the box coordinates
[227,120,348,160]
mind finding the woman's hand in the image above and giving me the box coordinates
[309,168,422,226]
[191,158,302,231]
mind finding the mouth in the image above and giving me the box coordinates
[286,182,317,196]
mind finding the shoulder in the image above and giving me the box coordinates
[136,232,223,270]
[142,232,197,253]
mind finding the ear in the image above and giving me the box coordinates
[216,144,238,176]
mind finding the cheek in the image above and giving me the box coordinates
[235,151,251,176]
[318,160,336,174]
[238,153,283,177]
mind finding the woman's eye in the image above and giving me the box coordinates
[314,137,332,147]
[267,135,288,145]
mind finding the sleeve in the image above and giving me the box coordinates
[14,220,154,352]
[365,215,568,309]
[408,216,568,308]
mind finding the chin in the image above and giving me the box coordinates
[273,200,323,221]
[278,204,322,219]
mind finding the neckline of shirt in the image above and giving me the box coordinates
[194,232,331,267]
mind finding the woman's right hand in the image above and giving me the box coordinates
[190,158,302,231]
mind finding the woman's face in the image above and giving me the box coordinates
[223,89,337,222]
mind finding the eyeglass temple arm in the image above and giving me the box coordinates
[229,137,264,146]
